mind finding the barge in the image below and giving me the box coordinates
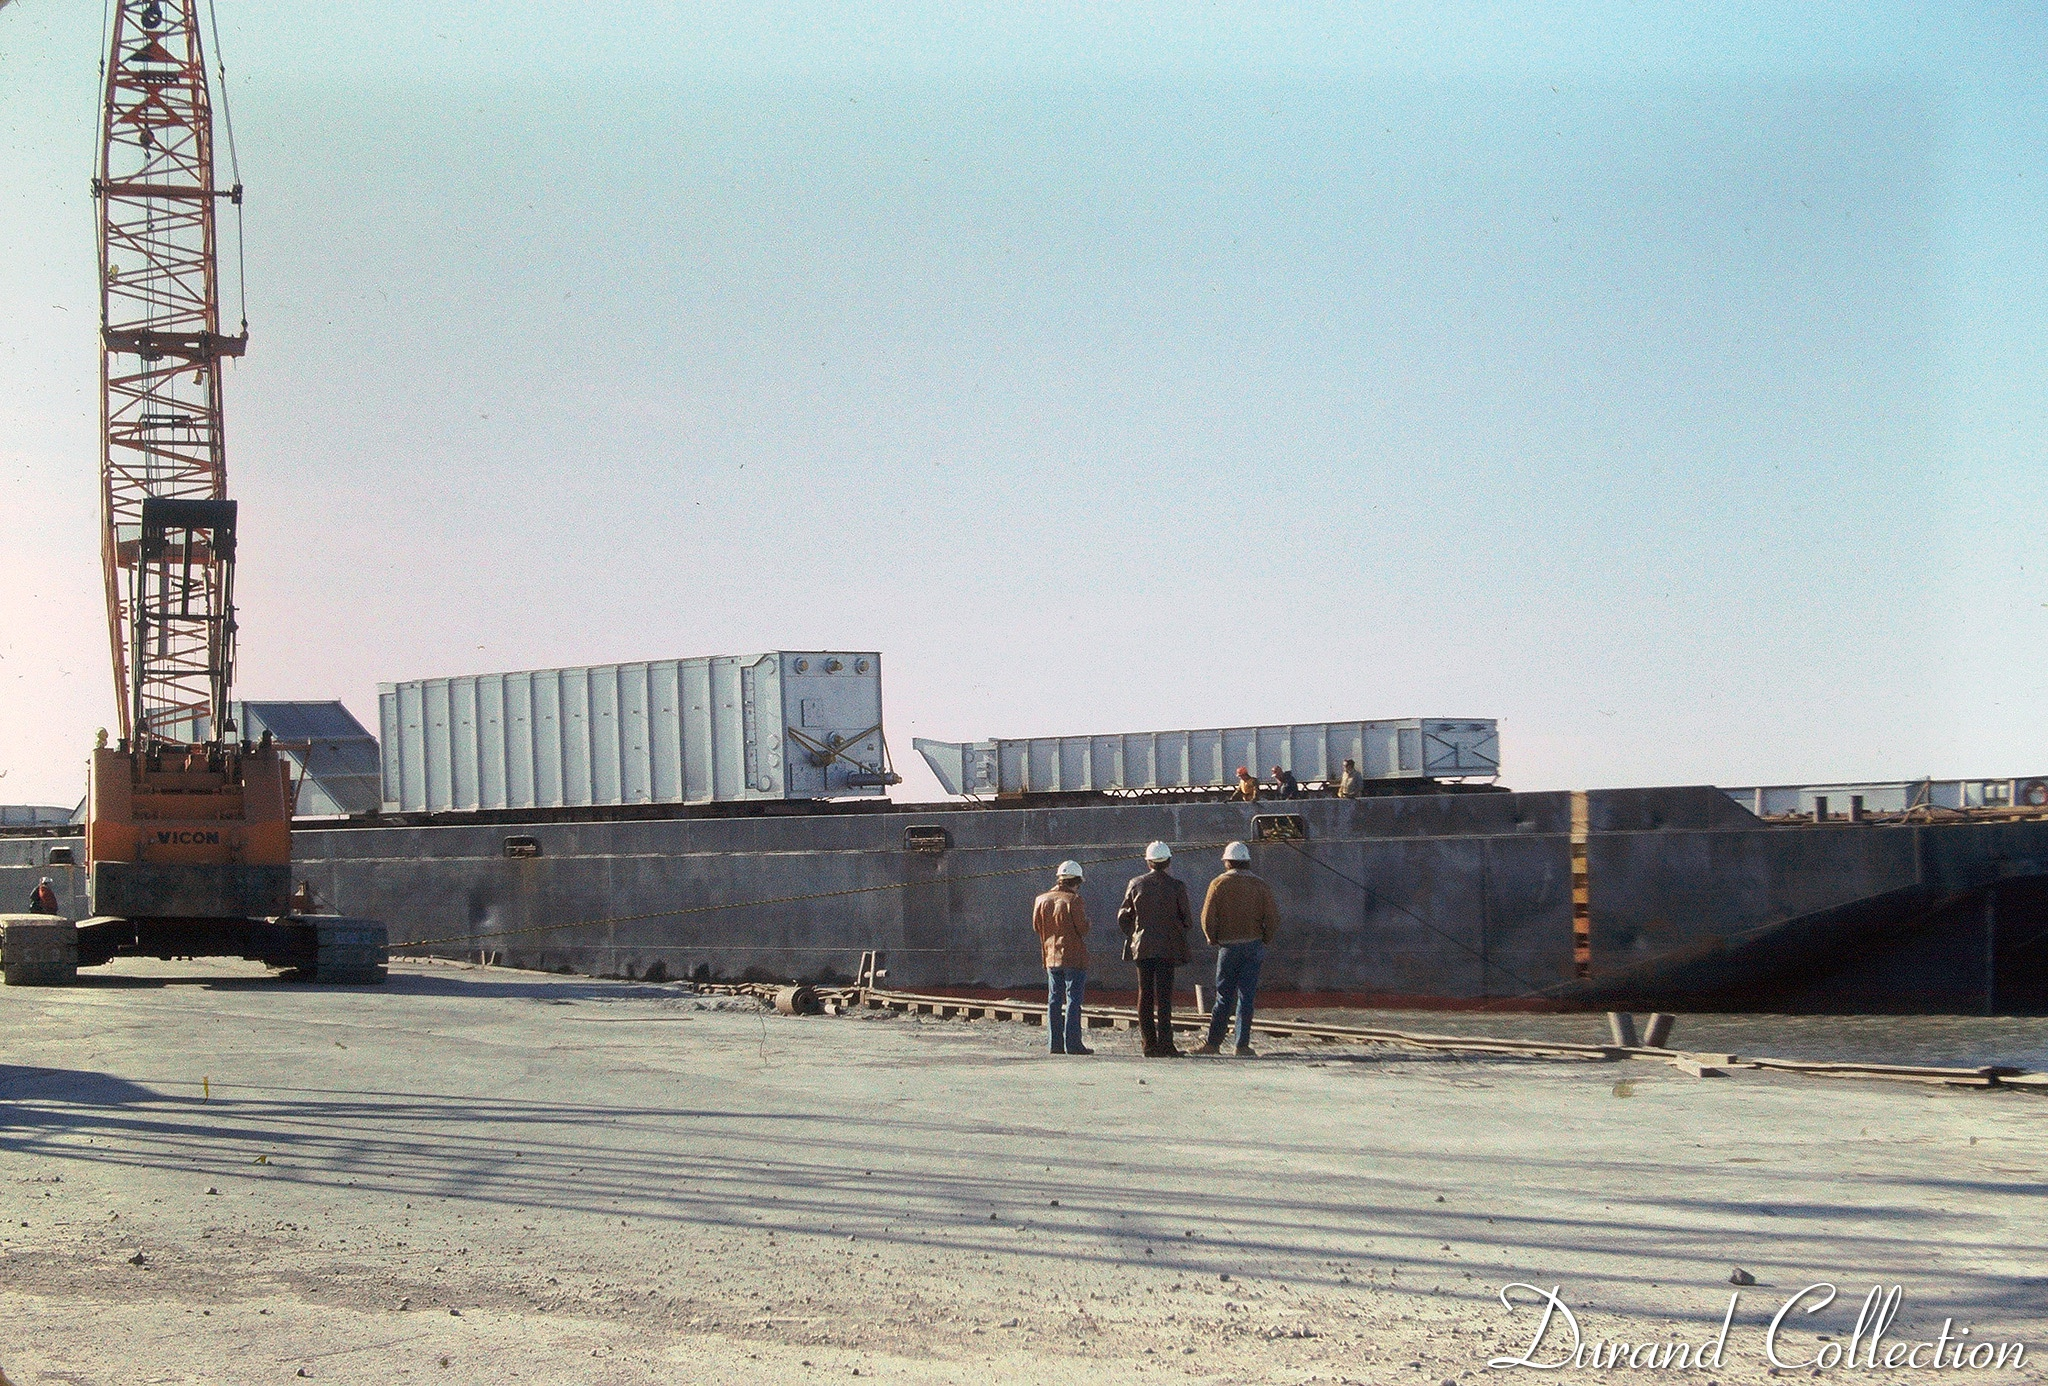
[7,781,2044,1014]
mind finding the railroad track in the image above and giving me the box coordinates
[837,984,2043,1090]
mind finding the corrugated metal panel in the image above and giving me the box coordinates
[234,701,382,818]
[1723,776,2048,817]
[0,805,77,827]
[915,719,1498,796]
[378,653,886,813]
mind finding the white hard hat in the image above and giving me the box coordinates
[1144,841,1172,864]
[1056,860,1084,880]
[1222,841,1251,864]
[38,877,52,887]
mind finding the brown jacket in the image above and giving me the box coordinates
[1117,868,1192,963]
[1201,867,1278,946]
[1032,884,1090,969]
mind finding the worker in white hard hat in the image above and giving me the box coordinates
[1194,840,1279,1057]
[1117,842,1192,1057]
[1032,860,1094,1056]
[28,877,60,916]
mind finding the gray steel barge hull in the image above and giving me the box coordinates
[7,786,2044,1012]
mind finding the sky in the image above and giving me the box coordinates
[0,1,2043,808]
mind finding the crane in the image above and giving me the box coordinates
[0,0,386,986]
[95,0,245,743]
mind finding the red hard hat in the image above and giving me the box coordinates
[1236,766,1249,776]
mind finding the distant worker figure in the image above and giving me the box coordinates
[1118,841,1192,1058]
[1195,841,1279,1057]
[28,878,60,915]
[1032,860,1093,1056]
[1271,765,1301,799]
[1337,758,1364,798]
[1233,766,1259,802]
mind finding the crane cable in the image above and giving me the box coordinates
[94,0,114,172]
[201,0,248,332]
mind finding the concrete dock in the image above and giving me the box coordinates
[1,960,2042,1384]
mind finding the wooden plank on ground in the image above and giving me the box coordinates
[1668,1059,1727,1078]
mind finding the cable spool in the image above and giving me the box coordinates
[773,983,822,1016]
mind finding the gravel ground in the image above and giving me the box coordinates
[0,959,2041,1384]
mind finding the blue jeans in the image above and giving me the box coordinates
[1046,967,1087,1053]
[1206,941,1265,1049]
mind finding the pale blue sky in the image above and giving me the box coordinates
[1,2,2042,805]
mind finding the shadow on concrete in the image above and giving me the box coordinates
[0,1065,2038,1333]
[378,972,693,1004]
[55,973,297,992]
[0,1064,159,1105]
[55,968,693,1005]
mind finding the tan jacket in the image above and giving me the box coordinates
[1117,868,1192,963]
[1201,867,1278,946]
[1032,885,1090,969]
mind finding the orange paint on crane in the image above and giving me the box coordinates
[86,744,294,875]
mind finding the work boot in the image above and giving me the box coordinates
[1069,1044,1095,1056]
[1193,1041,1222,1056]
[1234,1043,1259,1058]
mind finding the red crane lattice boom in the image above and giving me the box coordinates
[50,0,389,989]
[95,0,245,744]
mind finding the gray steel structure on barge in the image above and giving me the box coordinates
[9,784,2041,1013]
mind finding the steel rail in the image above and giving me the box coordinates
[843,985,2040,1089]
